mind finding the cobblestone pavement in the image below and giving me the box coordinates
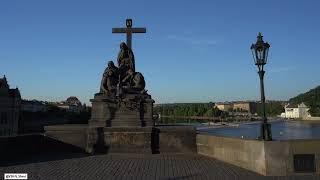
[1,153,319,180]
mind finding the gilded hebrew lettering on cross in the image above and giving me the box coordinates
[112,19,146,49]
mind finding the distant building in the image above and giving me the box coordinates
[22,100,47,112]
[214,102,233,111]
[233,101,258,114]
[0,75,21,136]
[215,101,258,114]
[56,96,83,113]
[282,102,310,119]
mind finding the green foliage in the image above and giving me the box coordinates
[220,111,228,118]
[22,107,91,124]
[289,86,320,116]
[154,103,223,117]
[256,102,284,116]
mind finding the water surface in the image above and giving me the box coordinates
[197,120,320,140]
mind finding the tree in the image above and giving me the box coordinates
[153,103,218,117]
[257,102,284,116]
[289,86,320,116]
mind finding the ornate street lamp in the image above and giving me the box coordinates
[250,32,272,141]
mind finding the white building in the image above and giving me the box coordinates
[281,102,310,119]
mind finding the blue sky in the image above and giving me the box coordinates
[1,0,320,104]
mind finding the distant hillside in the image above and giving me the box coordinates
[289,86,320,116]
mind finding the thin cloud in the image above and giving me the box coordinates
[166,35,218,46]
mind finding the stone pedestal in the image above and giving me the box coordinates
[86,127,154,154]
[89,93,154,127]
[89,95,117,127]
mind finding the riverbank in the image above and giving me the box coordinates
[160,115,280,122]
[160,115,219,120]
[157,116,285,130]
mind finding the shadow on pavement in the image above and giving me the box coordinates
[0,134,89,167]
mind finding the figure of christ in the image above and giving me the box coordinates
[121,69,146,94]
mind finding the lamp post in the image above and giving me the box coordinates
[250,32,272,141]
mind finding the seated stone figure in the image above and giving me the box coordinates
[121,69,146,94]
[100,61,119,97]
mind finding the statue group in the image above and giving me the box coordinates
[89,42,154,127]
[100,42,146,98]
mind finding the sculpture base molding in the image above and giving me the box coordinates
[89,94,154,127]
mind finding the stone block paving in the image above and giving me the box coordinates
[1,153,319,180]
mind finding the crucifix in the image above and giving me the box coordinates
[112,19,146,49]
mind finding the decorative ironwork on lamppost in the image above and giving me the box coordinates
[250,32,272,141]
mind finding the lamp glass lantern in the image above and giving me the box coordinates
[250,32,270,71]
